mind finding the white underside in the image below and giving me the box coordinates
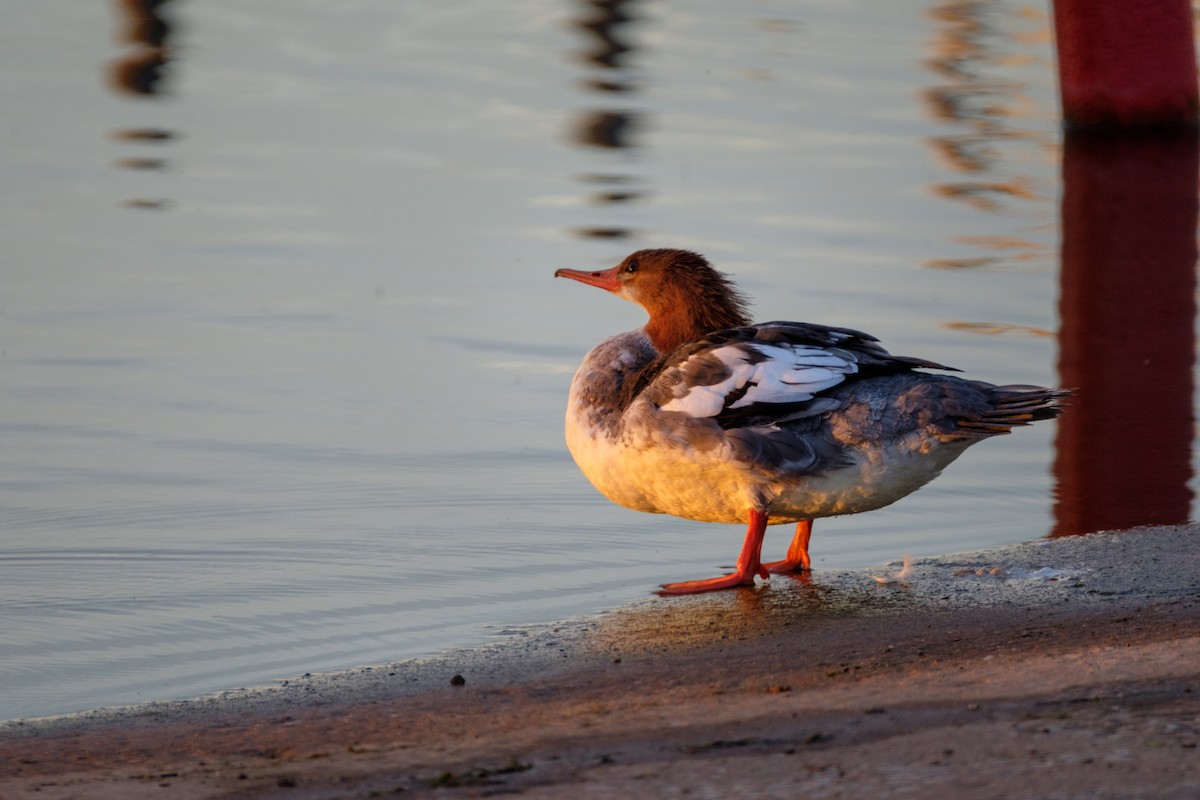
[566,409,971,524]
[562,330,978,526]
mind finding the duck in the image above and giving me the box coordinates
[555,248,1066,594]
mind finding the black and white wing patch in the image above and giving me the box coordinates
[639,322,955,430]
[651,342,854,424]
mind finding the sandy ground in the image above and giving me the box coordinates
[2,525,1199,799]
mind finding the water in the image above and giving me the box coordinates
[0,1,1194,721]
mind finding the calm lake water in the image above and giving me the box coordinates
[1,0,1195,721]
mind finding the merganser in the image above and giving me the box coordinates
[555,248,1066,595]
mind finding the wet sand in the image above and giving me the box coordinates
[3,525,1199,798]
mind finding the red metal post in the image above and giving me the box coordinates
[1052,0,1198,127]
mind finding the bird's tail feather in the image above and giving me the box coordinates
[954,384,1070,438]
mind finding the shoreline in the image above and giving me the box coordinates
[3,525,1199,797]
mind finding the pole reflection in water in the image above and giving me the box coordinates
[1053,129,1198,536]
[108,0,173,96]
[108,0,178,210]
[570,0,645,241]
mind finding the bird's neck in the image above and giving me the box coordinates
[644,302,750,353]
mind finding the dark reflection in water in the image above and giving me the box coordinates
[574,110,639,150]
[576,0,635,72]
[115,157,169,171]
[570,0,645,241]
[108,0,174,96]
[108,0,179,209]
[1052,129,1197,536]
[921,1,1051,269]
[110,127,176,142]
[921,4,1195,536]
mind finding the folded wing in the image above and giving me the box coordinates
[637,322,954,431]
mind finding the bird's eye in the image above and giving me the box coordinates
[624,259,638,274]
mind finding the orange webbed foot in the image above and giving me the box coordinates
[657,563,769,595]
[657,510,771,595]
[764,519,813,575]
[763,557,809,575]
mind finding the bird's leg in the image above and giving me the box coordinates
[763,519,812,574]
[658,509,770,595]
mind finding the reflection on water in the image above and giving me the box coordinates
[586,575,926,662]
[574,110,639,150]
[942,321,1053,338]
[108,0,173,96]
[571,0,643,240]
[109,0,178,209]
[919,4,1197,536]
[110,127,176,141]
[114,156,168,171]
[921,1,1054,269]
[1053,129,1197,536]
